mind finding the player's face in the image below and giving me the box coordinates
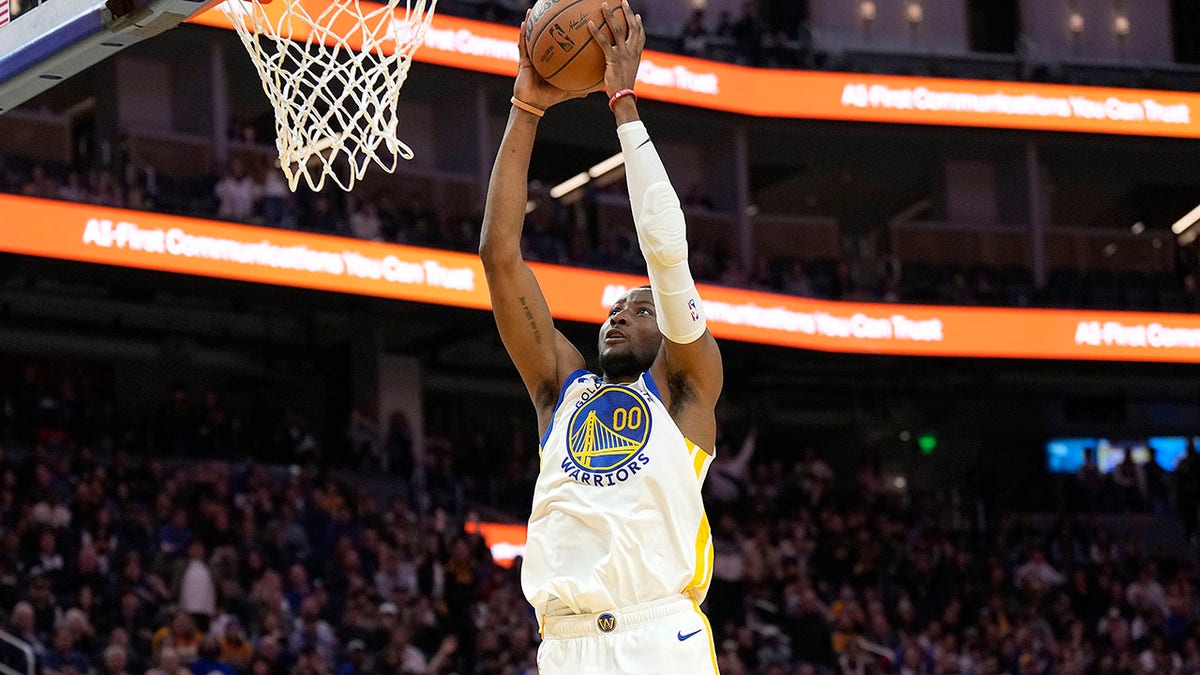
[598,288,661,382]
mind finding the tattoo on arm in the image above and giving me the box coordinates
[519,296,543,345]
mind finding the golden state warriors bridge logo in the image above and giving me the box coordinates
[561,386,652,487]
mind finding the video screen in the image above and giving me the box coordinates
[1046,437,1192,474]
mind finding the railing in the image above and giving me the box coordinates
[0,629,34,675]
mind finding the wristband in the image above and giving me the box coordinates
[608,88,636,113]
[510,96,545,118]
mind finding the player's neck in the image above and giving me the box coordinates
[601,373,639,384]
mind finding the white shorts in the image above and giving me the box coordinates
[537,595,719,675]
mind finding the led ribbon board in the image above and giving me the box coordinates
[7,194,1200,363]
[188,7,1200,138]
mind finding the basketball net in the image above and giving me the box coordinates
[220,0,437,191]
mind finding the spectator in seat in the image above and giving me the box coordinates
[336,639,368,675]
[708,427,757,504]
[188,636,235,675]
[214,159,258,223]
[714,10,733,40]
[27,573,61,640]
[145,645,189,675]
[1076,447,1103,512]
[158,509,192,559]
[101,644,132,675]
[175,539,216,632]
[217,618,253,671]
[58,172,89,202]
[289,596,336,669]
[680,8,709,57]
[1125,565,1168,619]
[9,601,46,661]
[306,195,348,235]
[251,634,292,674]
[1111,451,1143,511]
[258,161,291,228]
[349,199,382,241]
[60,608,97,658]
[284,563,313,614]
[152,611,201,664]
[733,1,765,66]
[381,625,427,674]
[42,625,91,675]
[767,30,800,67]
[28,529,66,587]
[1177,438,1200,543]
[89,171,124,207]
[21,164,57,198]
[1142,446,1170,515]
[1014,548,1064,591]
[385,410,414,480]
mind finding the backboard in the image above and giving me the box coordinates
[0,0,216,113]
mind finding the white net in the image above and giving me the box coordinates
[220,0,437,191]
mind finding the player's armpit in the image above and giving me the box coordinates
[652,329,722,452]
[659,330,722,406]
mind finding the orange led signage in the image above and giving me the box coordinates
[188,5,1200,138]
[464,521,527,569]
[7,194,1200,364]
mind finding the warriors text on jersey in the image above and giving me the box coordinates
[521,369,714,623]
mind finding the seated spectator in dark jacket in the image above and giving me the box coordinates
[42,626,91,675]
[188,636,235,675]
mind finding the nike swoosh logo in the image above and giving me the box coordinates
[677,629,703,642]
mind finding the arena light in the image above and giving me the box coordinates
[917,433,938,454]
[587,153,625,179]
[549,172,589,199]
[1113,14,1130,37]
[906,2,923,27]
[1169,203,1200,235]
[858,0,876,23]
[1068,12,1085,36]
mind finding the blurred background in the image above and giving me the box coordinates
[2,0,1200,673]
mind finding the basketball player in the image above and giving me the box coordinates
[478,2,722,673]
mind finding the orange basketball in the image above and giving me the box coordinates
[526,0,629,92]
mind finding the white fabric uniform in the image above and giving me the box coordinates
[522,369,717,674]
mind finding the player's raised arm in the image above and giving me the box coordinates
[589,0,723,448]
[479,14,591,430]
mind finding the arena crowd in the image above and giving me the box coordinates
[2,358,1200,674]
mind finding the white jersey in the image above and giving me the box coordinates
[522,369,714,624]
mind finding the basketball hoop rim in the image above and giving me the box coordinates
[217,0,439,192]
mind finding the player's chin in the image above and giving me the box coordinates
[599,347,651,380]
[598,345,626,368]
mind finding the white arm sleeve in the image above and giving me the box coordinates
[617,121,707,344]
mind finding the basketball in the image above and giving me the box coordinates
[526,0,629,92]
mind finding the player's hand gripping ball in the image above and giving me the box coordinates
[525,0,630,92]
